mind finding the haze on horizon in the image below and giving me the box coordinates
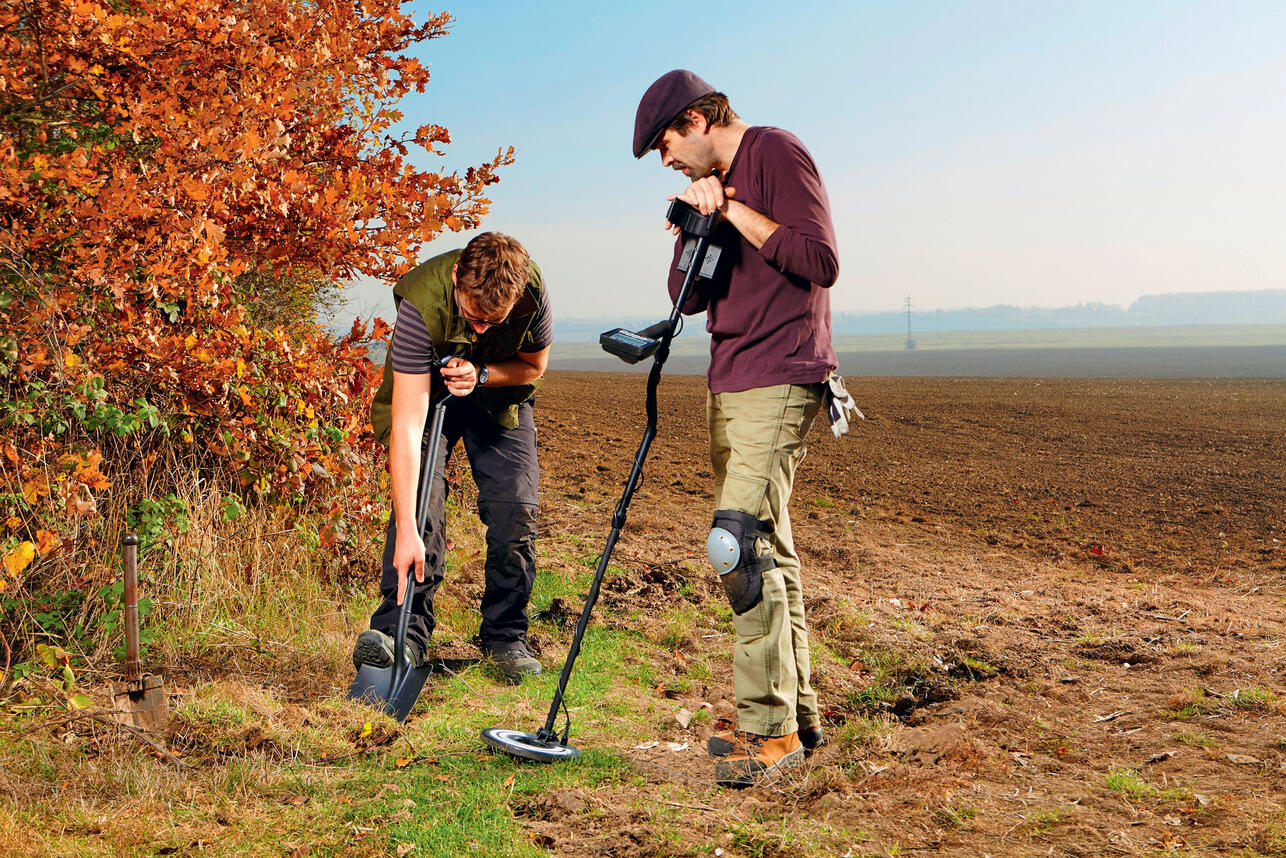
[338,0,1286,328]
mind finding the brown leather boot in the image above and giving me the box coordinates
[714,732,804,788]
[707,729,751,756]
[708,725,824,756]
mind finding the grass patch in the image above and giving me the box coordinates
[1105,766,1158,801]
[1259,802,1286,855]
[648,602,705,651]
[833,714,896,753]
[931,800,978,829]
[1164,687,1209,720]
[844,682,903,713]
[1173,731,1216,749]
[955,654,999,680]
[1223,687,1279,711]
[1024,806,1067,833]
[812,598,873,640]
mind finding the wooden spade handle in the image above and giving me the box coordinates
[122,533,140,682]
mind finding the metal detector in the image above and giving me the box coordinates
[349,391,452,721]
[481,199,723,762]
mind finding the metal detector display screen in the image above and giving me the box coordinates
[599,328,660,364]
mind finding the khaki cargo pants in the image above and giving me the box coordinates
[707,382,824,738]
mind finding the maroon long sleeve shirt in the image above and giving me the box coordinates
[668,126,839,394]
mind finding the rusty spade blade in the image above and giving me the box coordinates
[111,533,168,730]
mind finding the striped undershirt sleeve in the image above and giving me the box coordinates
[390,299,436,374]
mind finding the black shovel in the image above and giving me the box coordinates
[348,393,452,721]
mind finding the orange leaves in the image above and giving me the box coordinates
[35,530,61,555]
[1,0,493,570]
[72,1,106,22]
[21,476,50,506]
[183,178,211,202]
[59,450,111,492]
[3,542,35,577]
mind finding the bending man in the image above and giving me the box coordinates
[355,232,551,683]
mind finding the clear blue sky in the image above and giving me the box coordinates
[340,0,1286,325]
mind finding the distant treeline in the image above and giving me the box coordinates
[551,289,1286,341]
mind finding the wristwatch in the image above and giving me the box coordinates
[475,362,489,387]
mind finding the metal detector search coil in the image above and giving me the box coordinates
[480,198,724,763]
[480,727,580,762]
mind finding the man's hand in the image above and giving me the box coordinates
[440,356,478,396]
[665,180,736,234]
[393,529,426,605]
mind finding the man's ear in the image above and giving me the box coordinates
[686,109,709,134]
[450,263,457,285]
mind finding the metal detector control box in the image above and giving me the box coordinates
[600,319,672,364]
[599,199,723,364]
[600,327,658,363]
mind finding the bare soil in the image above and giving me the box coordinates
[530,372,1286,857]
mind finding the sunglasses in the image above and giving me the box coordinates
[454,288,509,332]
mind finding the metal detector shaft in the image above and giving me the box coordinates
[538,233,710,740]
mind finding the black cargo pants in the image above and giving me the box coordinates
[368,397,539,652]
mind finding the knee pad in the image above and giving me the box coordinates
[707,510,775,615]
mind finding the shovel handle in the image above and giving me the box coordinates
[122,533,140,682]
[390,394,452,688]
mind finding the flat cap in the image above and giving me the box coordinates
[633,69,716,158]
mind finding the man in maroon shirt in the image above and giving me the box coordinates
[634,70,840,787]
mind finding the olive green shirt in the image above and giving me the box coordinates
[369,250,548,445]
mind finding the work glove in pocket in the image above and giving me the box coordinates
[825,374,864,438]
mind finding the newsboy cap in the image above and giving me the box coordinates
[632,69,716,158]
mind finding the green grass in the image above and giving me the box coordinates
[1223,687,1279,711]
[843,681,908,715]
[1173,731,1217,749]
[1024,807,1067,833]
[930,801,978,829]
[0,492,679,858]
[1164,687,1209,720]
[1104,767,1158,801]
[1262,802,1286,855]
[956,654,999,680]
[0,609,647,857]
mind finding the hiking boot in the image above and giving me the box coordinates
[706,729,749,757]
[708,724,824,757]
[714,732,804,788]
[352,629,425,669]
[800,724,825,753]
[480,640,542,683]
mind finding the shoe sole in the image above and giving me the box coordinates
[352,632,393,669]
[714,745,805,788]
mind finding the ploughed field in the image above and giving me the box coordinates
[530,372,1286,857]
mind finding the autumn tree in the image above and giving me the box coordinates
[0,0,510,620]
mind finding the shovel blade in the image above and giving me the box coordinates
[347,661,433,722]
[110,674,168,731]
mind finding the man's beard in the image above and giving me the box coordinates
[674,162,715,180]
